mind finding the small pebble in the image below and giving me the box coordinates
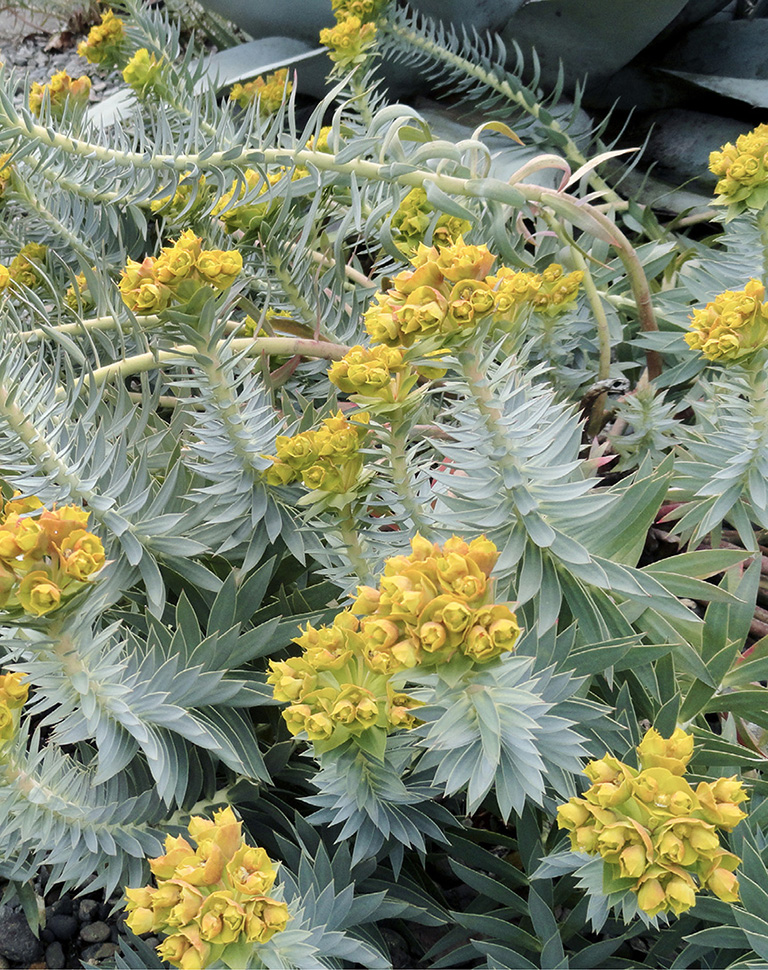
[0,909,44,964]
[52,897,73,916]
[45,942,66,970]
[48,913,78,942]
[40,927,55,944]
[80,920,111,943]
[81,941,119,962]
[78,898,99,922]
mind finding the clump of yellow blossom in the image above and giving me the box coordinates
[0,493,105,617]
[328,344,416,403]
[710,123,768,216]
[268,534,521,753]
[364,238,583,347]
[229,68,292,114]
[65,270,96,311]
[123,48,164,97]
[211,167,307,235]
[0,671,29,749]
[29,70,91,117]
[77,9,127,68]
[0,153,13,199]
[557,727,746,919]
[686,279,768,363]
[124,807,290,970]
[8,243,48,290]
[264,411,368,493]
[150,172,208,218]
[118,231,243,315]
[320,16,377,67]
[391,186,471,255]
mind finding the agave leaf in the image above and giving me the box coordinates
[501,0,689,90]
[663,71,768,109]
[200,38,329,94]
[660,19,768,81]
[193,0,334,42]
[409,0,525,32]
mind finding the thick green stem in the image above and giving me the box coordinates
[387,406,434,536]
[70,336,349,396]
[338,502,374,584]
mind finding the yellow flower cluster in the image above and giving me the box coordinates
[319,16,377,67]
[391,187,471,255]
[530,263,585,316]
[0,153,13,199]
[29,70,91,117]
[150,172,208,218]
[328,344,415,402]
[119,231,243,315]
[77,9,126,67]
[0,243,48,293]
[265,411,368,492]
[229,68,292,114]
[125,808,290,970]
[0,671,28,746]
[0,494,105,617]
[686,279,768,363]
[123,48,164,97]
[268,534,521,749]
[211,167,306,235]
[557,728,746,919]
[364,239,583,347]
[710,123,768,212]
[64,270,96,311]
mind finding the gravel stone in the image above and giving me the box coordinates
[0,908,44,964]
[45,941,67,970]
[52,896,73,916]
[81,941,119,962]
[80,919,111,943]
[48,913,78,941]
[78,898,99,922]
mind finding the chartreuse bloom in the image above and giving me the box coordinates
[0,671,29,749]
[557,727,747,919]
[124,807,290,969]
[8,243,47,290]
[268,535,521,754]
[320,16,377,66]
[77,9,127,68]
[264,411,369,493]
[65,269,96,312]
[28,71,91,117]
[328,344,417,403]
[0,492,105,617]
[710,123,768,215]
[364,238,583,347]
[686,279,768,364]
[119,231,243,315]
[229,68,292,114]
[122,48,164,97]
[211,167,308,235]
[391,187,471,255]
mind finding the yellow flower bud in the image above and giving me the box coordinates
[17,570,62,616]
[0,702,14,742]
[637,727,694,775]
[123,48,164,96]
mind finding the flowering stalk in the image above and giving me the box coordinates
[73,337,350,395]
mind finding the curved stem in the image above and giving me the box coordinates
[76,336,350,394]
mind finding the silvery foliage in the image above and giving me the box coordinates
[0,0,764,960]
